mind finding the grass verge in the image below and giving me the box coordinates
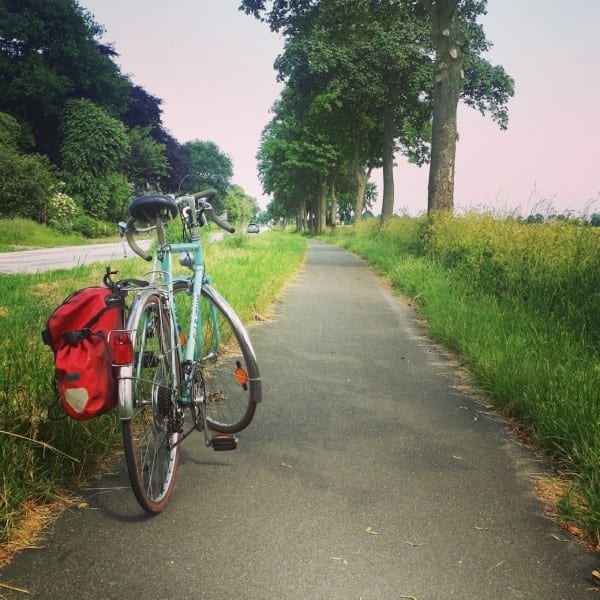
[320,216,600,549]
[0,217,119,251]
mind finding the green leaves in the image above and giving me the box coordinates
[181,140,233,201]
[0,0,129,159]
[60,99,130,219]
[244,0,513,217]
[223,184,260,224]
[125,126,168,194]
[0,112,58,220]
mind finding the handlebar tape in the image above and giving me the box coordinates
[208,211,235,234]
[192,190,235,233]
[125,216,153,261]
[192,189,217,202]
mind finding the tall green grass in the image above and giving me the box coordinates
[0,230,306,544]
[0,217,115,251]
[325,216,600,546]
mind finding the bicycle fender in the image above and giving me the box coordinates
[202,284,262,404]
[116,365,134,420]
[117,290,153,420]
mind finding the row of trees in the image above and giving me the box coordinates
[0,0,258,232]
[240,0,514,230]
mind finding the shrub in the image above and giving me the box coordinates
[47,191,79,233]
[0,147,58,221]
[72,214,113,238]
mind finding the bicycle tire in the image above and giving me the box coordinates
[121,291,181,513]
[173,280,261,433]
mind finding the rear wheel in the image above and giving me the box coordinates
[173,281,261,433]
[121,292,180,513]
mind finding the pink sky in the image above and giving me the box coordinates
[82,0,600,217]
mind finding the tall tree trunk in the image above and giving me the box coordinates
[330,177,338,230]
[380,102,395,224]
[316,177,328,233]
[353,142,369,224]
[421,0,462,214]
[306,199,315,232]
[296,198,307,232]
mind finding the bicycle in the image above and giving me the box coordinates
[113,189,262,513]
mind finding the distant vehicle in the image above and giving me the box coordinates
[246,223,260,234]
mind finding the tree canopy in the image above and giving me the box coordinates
[182,141,233,196]
[60,98,130,220]
[0,0,130,161]
[0,0,250,232]
[241,0,514,218]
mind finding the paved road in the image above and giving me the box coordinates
[0,240,140,274]
[1,241,597,598]
[0,233,233,274]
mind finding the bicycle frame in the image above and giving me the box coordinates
[116,195,218,420]
[117,190,259,512]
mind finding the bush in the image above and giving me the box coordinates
[47,192,113,238]
[61,100,130,220]
[72,214,113,238]
[47,191,79,233]
[0,146,58,221]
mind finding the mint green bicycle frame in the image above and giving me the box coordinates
[116,195,257,421]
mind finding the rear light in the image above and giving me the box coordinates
[111,331,133,365]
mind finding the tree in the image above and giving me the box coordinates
[0,112,58,220]
[121,85,164,131]
[223,185,259,224]
[125,126,168,194]
[60,99,130,219]
[294,0,432,223]
[120,83,186,191]
[418,0,513,213]
[159,131,188,192]
[181,140,233,205]
[257,90,340,232]
[241,0,513,215]
[243,0,432,223]
[0,0,130,162]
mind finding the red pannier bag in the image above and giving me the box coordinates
[42,286,124,420]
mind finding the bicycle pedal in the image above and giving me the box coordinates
[210,434,237,451]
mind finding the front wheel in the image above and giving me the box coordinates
[121,292,180,513]
[173,281,261,433]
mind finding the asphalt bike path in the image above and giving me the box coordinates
[1,241,597,598]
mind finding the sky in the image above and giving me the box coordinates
[81,0,600,217]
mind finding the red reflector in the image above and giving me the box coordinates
[111,332,133,365]
[235,360,248,391]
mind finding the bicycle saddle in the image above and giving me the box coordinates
[129,194,178,222]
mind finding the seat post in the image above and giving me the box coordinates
[155,213,167,245]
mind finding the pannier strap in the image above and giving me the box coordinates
[62,328,94,344]
[82,302,120,332]
[41,328,52,346]
[117,278,149,289]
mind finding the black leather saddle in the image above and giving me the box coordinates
[129,194,178,222]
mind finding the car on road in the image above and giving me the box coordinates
[246,223,260,234]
